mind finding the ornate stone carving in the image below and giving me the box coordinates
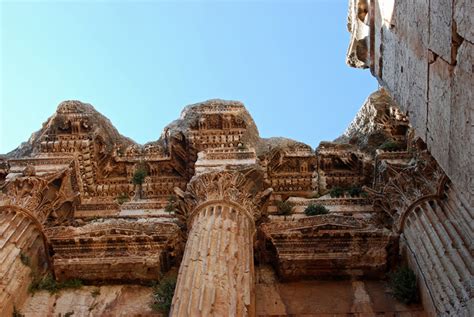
[1,168,77,224]
[260,214,396,280]
[174,168,272,227]
[366,146,447,231]
[45,219,182,282]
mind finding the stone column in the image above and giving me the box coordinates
[170,169,271,317]
[0,167,75,316]
[0,206,49,317]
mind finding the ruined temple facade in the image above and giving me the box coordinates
[0,1,472,317]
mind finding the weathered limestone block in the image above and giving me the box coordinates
[20,285,154,317]
[430,0,453,62]
[454,0,474,43]
[450,40,473,207]
[374,19,429,141]
[427,57,453,169]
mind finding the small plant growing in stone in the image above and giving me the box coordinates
[116,193,130,205]
[12,306,24,317]
[29,273,83,294]
[132,166,148,199]
[132,167,147,185]
[89,303,98,312]
[91,288,100,298]
[304,204,329,216]
[151,275,177,315]
[165,195,177,213]
[379,140,400,151]
[276,201,293,215]
[60,278,83,289]
[348,186,362,197]
[20,252,30,267]
[329,186,344,198]
[389,266,419,304]
[29,273,57,293]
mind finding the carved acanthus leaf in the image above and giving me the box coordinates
[1,168,78,224]
[369,150,445,219]
[175,167,271,223]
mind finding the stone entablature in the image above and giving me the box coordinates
[261,214,396,280]
[45,219,181,282]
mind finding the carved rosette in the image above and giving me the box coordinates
[171,168,271,317]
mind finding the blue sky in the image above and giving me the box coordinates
[0,0,377,154]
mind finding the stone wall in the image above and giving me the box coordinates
[347,0,473,208]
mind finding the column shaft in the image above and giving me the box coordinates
[171,203,255,317]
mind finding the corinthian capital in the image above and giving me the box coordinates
[174,167,272,225]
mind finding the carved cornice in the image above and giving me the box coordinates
[45,220,179,239]
[261,215,369,234]
[290,197,372,206]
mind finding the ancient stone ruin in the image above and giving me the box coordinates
[1,1,472,316]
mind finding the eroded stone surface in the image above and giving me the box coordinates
[19,285,156,317]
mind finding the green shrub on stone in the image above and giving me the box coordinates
[29,273,83,294]
[304,204,329,216]
[60,278,83,290]
[165,195,177,213]
[132,168,147,185]
[329,187,344,198]
[348,186,362,197]
[389,267,419,304]
[151,275,177,314]
[276,201,293,215]
[91,288,101,298]
[117,193,130,205]
[379,140,400,151]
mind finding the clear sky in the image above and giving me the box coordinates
[0,0,377,154]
